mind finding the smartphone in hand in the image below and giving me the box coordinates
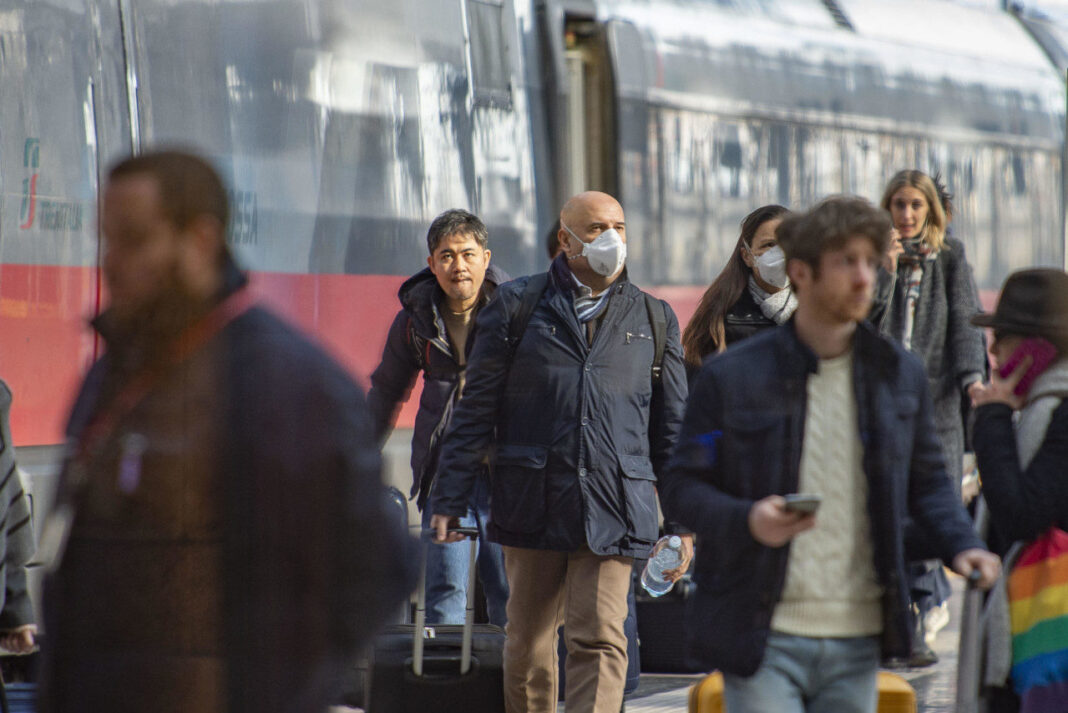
[998,337,1057,396]
[783,493,821,514]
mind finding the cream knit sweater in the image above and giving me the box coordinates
[770,350,884,637]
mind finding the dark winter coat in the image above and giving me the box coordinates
[660,320,985,675]
[686,288,778,387]
[43,265,412,713]
[973,402,1068,548]
[723,287,777,347]
[876,238,987,489]
[433,259,689,556]
[367,264,509,509]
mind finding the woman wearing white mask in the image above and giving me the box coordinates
[682,204,792,378]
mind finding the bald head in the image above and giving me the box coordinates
[558,191,626,252]
[560,191,623,230]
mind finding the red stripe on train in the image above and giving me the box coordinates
[0,265,998,447]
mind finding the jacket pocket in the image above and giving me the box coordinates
[490,444,549,534]
[619,454,658,543]
[894,393,919,417]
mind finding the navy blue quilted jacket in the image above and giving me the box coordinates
[433,260,688,556]
[660,320,985,675]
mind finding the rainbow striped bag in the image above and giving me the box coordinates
[1009,526,1068,712]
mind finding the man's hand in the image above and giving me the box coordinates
[661,534,694,583]
[952,548,1001,590]
[971,358,1029,411]
[748,495,816,547]
[429,514,466,544]
[0,624,35,654]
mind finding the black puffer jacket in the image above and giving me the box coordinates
[367,264,509,508]
[723,287,777,347]
[433,259,688,556]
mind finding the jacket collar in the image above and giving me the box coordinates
[548,253,630,296]
[778,317,899,379]
[400,264,508,340]
[92,253,249,350]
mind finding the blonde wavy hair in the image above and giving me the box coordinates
[879,169,947,252]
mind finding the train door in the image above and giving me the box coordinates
[559,15,617,200]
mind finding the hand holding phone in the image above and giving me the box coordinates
[998,337,1057,397]
[783,493,822,514]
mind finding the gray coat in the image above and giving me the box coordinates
[876,237,987,491]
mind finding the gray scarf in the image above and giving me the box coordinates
[748,277,797,325]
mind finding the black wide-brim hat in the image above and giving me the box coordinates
[971,268,1068,345]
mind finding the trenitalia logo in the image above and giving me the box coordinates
[18,138,83,232]
[19,139,39,229]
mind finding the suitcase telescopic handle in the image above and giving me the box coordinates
[413,530,480,676]
[421,526,479,539]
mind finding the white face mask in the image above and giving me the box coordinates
[749,245,789,290]
[563,223,627,277]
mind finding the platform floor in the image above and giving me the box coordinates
[339,573,969,713]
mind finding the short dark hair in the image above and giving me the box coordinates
[776,195,891,272]
[426,209,488,254]
[109,149,229,231]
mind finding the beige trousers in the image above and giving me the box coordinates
[501,545,632,713]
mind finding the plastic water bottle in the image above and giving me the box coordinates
[641,535,683,597]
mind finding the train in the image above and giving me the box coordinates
[2,0,1068,528]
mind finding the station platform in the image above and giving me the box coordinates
[338,573,969,713]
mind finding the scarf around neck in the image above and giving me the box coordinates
[1016,357,1068,468]
[748,276,797,325]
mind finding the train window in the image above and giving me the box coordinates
[466,0,512,107]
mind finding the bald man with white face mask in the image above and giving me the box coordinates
[431,192,692,713]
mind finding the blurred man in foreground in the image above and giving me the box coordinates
[41,149,411,713]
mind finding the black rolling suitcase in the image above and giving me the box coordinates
[367,529,506,713]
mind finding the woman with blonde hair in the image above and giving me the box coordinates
[878,168,988,666]
[879,169,986,487]
[682,204,791,376]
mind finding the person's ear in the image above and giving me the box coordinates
[557,229,571,256]
[180,215,227,295]
[740,244,754,269]
[787,258,810,290]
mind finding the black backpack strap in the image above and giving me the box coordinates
[643,293,667,383]
[507,272,550,354]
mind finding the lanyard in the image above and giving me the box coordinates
[40,288,257,572]
[75,288,257,462]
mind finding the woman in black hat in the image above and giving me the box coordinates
[971,268,1068,546]
[968,267,1068,712]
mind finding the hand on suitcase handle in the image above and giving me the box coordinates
[428,515,476,543]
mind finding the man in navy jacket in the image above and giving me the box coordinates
[660,196,999,713]
[432,191,691,713]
